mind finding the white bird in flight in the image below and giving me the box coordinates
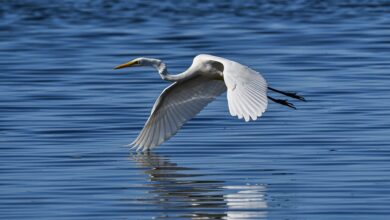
[114,54,305,151]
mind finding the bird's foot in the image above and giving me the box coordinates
[268,87,306,101]
[275,99,296,109]
[283,92,306,102]
[268,96,297,109]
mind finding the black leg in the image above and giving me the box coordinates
[268,96,296,109]
[268,87,306,101]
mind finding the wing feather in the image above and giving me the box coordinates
[223,62,268,122]
[131,76,226,151]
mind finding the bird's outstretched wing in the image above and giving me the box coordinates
[223,62,268,121]
[131,76,226,151]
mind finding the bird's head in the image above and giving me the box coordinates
[114,57,161,70]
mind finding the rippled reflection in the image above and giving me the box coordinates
[224,185,267,219]
[131,152,268,219]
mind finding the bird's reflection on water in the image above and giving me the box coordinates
[131,152,268,219]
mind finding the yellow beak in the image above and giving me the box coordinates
[114,60,138,70]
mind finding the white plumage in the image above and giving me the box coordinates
[114,54,303,151]
[131,75,227,150]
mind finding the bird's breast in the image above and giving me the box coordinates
[202,71,224,81]
[201,65,224,80]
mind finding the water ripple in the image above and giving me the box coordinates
[1,0,390,219]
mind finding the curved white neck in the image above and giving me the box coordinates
[146,58,193,82]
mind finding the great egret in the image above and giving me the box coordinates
[114,54,305,151]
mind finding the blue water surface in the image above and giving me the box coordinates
[1,0,390,219]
